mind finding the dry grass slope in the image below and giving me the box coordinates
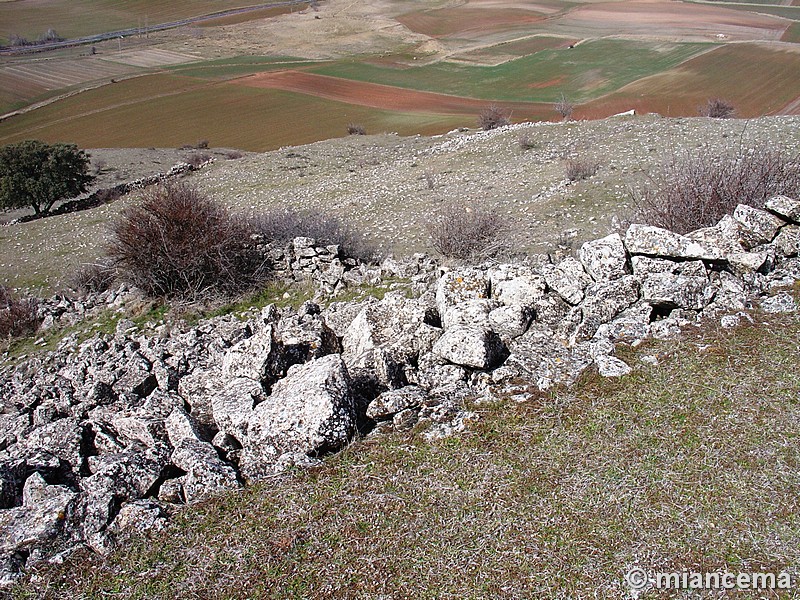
[13,296,800,598]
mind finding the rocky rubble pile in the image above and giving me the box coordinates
[2,196,800,586]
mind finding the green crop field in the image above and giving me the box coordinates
[166,56,317,81]
[0,74,467,151]
[584,43,800,118]
[311,40,711,103]
[0,0,289,45]
[704,3,800,20]
[784,22,800,42]
[453,35,579,64]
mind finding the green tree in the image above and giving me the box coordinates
[0,140,93,215]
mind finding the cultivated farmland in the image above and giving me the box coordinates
[0,0,299,45]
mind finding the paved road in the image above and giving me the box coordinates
[0,0,310,55]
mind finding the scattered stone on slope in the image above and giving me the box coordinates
[595,355,632,377]
[366,386,428,421]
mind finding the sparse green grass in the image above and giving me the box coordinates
[311,40,710,103]
[14,308,800,598]
[166,56,317,81]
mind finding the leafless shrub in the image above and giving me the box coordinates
[184,152,212,168]
[224,150,243,160]
[427,203,512,261]
[518,132,537,150]
[478,105,511,131]
[554,93,574,121]
[699,98,736,119]
[633,144,800,234]
[423,171,436,190]
[196,140,209,149]
[93,158,107,175]
[108,183,269,299]
[71,261,115,296]
[253,208,382,264]
[347,123,366,136]
[565,156,599,181]
[8,34,29,47]
[0,287,40,339]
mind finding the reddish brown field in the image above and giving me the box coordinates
[582,43,800,118]
[554,0,790,42]
[396,7,547,38]
[233,70,555,120]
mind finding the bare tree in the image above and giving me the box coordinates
[554,93,574,121]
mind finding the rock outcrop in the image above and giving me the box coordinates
[3,196,800,585]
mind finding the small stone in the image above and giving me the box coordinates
[595,355,632,377]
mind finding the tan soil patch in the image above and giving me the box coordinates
[233,69,553,119]
[555,0,790,42]
[397,6,548,38]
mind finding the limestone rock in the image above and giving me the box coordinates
[170,438,239,503]
[579,233,629,281]
[596,355,632,377]
[367,386,428,421]
[488,304,532,340]
[489,264,547,308]
[211,377,261,444]
[626,224,725,260]
[541,257,593,304]
[760,292,797,314]
[442,298,499,329]
[685,215,745,254]
[581,276,640,323]
[432,326,506,370]
[727,251,769,275]
[222,324,282,384]
[733,204,784,248]
[765,195,800,224]
[773,225,800,257]
[631,256,706,279]
[241,355,355,481]
[436,267,490,319]
[641,273,715,310]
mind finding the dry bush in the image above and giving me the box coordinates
[633,144,800,234]
[478,105,511,131]
[427,203,512,261]
[518,133,537,151]
[184,151,212,168]
[554,93,574,121]
[71,262,115,296]
[565,157,599,181]
[224,150,243,160]
[0,286,40,339]
[347,123,366,136]
[196,140,209,149]
[699,98,736,119]
[253,208,382,264]
[108,183,269,299]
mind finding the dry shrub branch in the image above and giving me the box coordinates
[108,183,269,299]
[634,143,800,233]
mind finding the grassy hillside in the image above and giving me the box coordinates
[12,295,800,598]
